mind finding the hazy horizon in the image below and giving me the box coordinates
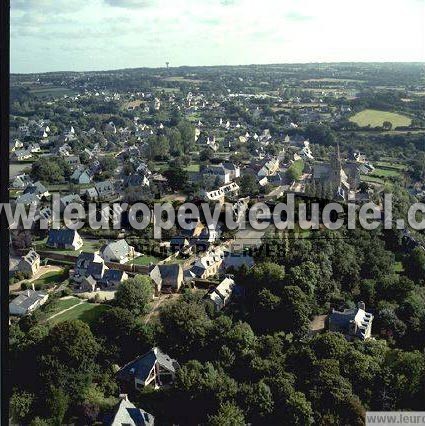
[11,0,425,74]
[10,60,425,76]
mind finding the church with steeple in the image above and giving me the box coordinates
[311,143,359,200]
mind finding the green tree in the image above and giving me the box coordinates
[159,299,212,359]
[383,121,393,130]
[115,275,153,315]
[40,320,100,396]
[207,402,246,426]
[285,391,314,426]
[239,174,258,197]
[287,159,304,181]
[164,167,188,191]
[304,123,336,146]
[10,390,34,423]
[405,247,425,283]
[240,381,274,420]
[47,386,69,426]
[288,261,321,297]
[280,286,312,338]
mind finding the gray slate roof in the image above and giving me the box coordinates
[109,397,154,426]
[47,229,79,246]
[9,290,47,312]
[117,347,178,384]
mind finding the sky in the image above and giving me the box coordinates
[10,0,425,73]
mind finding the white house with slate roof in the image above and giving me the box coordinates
[10,174,32,189]
[117,347,180,391]
[18,250,40,277]
[258,157,280,177]
[9,290,48,317]
[202,162,240,185]
[70,166,92,184]
[11,149,32,161]
[190,247,224,279]
[109,394,154,426]
[329,301,373,340]
[207,276,235,311]
[95,180,117,201]
[100,240,137,264]
[46,229,83,251]
[22,181,49,199]
[150,264,183,294]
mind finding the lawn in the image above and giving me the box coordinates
[31,269,67,290]
[349,109,412,128]
[38,296,81,322]
[128,254,161,266]
[35,239,101,257]
[369,168,402,179]
[50,297,81,312]
[152,162,169,173]
[393,261,405,273]
[184,163,200,173]
[48,302,110,326]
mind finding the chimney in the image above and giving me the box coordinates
[31,282,35,292]
[358,301,365,310]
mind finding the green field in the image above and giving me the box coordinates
[29,86,77,98]
[374,161,408,171]
[49,302,110,325]
[349,109,412,128]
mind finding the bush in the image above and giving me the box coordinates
[21,281,31,291]
[61,287,73,297]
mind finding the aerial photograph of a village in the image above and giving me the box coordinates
[4,0,425,425]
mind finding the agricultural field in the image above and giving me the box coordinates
[28,86,78,98]
[374,161,408,171]
[360,175,385,185]
[349,109,412,128]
